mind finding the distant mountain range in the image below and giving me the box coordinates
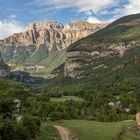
[0,20,106,74]
[1,12,140,88]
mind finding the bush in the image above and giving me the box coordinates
[48,112,63,121]
[23,116,41,138]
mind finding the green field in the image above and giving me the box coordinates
[61,120,140,140]
[29,68,52,78]
[50,96,84,102]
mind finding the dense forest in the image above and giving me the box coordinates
[0,73,140,139]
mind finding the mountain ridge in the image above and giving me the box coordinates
[50,13,140,81]
[0,20,106,74]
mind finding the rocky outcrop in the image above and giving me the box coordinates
[0,52,10,77]
[0,20,106,66]
[49,63,64,79]
[64,41,140,78]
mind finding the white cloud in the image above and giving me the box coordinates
[87,0,140,23]
[32,0,140,24]
[34,0,119,23]
[123,0,140,15]
[88,0,140,23]
[0,16,24,40]
[36,0,119,12]
[87,16,103,23]
[102,0,140,23]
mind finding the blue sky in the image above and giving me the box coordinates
[0,0,140,39]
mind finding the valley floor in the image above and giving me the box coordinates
[40,120,140,140]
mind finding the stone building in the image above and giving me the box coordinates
[136,112,140,130]
[13,99,21,114]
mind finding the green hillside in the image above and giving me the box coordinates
[91,13,140,42]
[24,45,49,65]
[39,49,66,69]
[65,13,140,83]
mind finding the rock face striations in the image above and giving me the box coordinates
[0,52,10,77]
[0,20,105,68]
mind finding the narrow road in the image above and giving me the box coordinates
[54,125,71,140]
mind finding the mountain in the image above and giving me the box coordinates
[0,51,10,77]
[0,20,105,73]
[54,13,140,82]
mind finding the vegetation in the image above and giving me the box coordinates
[90,13,140,42]
[1,61,140,138]
[40,122,61,140]
[62,120,140,140]
[0,79,41,140]
[9,49,66,78]
[50,96,84,102]
[0,66,140,139]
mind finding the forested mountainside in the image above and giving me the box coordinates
[62,13,140,82]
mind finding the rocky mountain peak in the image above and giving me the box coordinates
[26,20,106,31]
[26,20,64,31]
[67,20,106,30]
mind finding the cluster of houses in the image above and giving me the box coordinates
[108,100,130,113]
[24,65,45,71]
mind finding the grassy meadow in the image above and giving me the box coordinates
[50,96,84,102]
[40,120,140,140]
[61,120,140,140]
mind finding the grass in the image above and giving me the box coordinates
[50,96,84,102]
[61,120,140,140]
[40,121,61,140]
[39,120,140,140]
[119,121,140,140]
[29,68,52,78]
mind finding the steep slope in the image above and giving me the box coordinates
[90,13,140,42]
[0,51,10,77]
[0,20,105,71]
[63,13,140,81]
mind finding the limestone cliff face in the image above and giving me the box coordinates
[0,52,10,77]
[64,41,140,78]
[0,20,105,66]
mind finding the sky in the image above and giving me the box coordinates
[0,0,140,39]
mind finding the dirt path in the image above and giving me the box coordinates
[54,125,71,140]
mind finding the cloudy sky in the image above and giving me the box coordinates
[0,0,140,39]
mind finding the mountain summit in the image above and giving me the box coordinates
[0,20,105,73]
